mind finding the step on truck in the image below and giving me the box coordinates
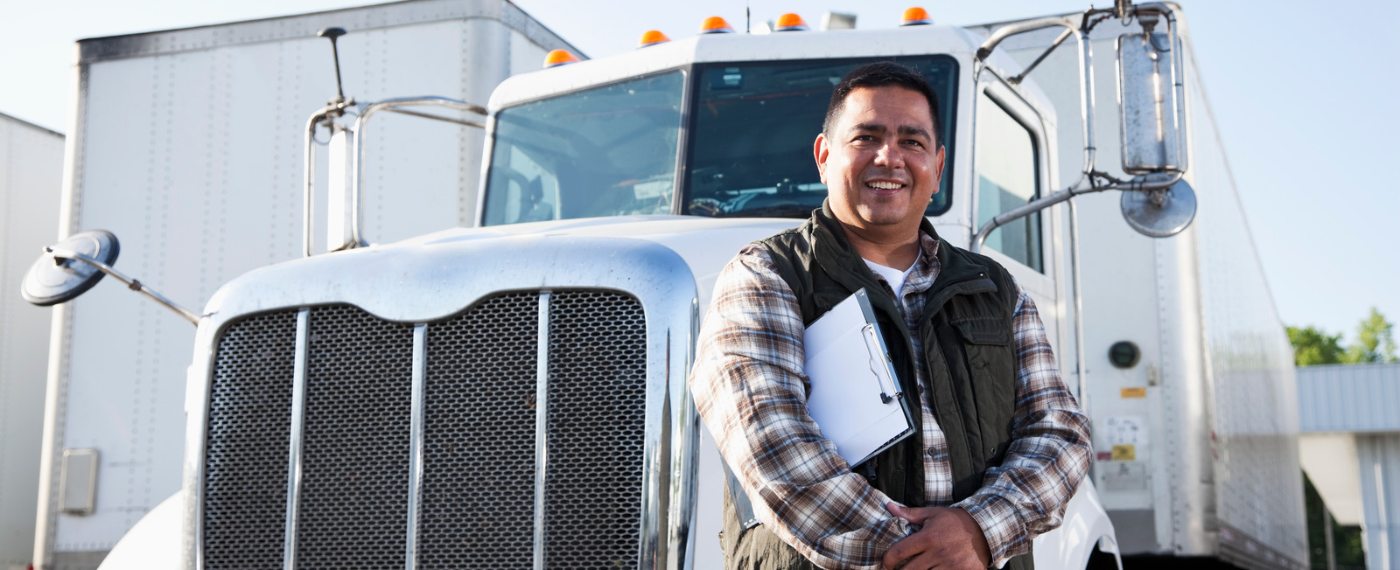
[23,1,1306,569]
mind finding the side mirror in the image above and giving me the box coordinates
[1117,28,1187,175]
[21,230,200,325]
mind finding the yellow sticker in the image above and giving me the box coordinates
[1111,444,1136,461]
[1120,387,1148,399]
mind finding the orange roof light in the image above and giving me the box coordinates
[699,16,735,34]
[901,7,933,26]
[638,30,671,48]
[542,49,580,69]
[774,13,809,32]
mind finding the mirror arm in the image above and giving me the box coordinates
[46,247,200,325]
[976,11,1102,240]
[1007,28,1073,85]
[971,180,1109,254]
[350,97,488,248]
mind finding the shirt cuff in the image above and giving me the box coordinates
[955,494,1026,569]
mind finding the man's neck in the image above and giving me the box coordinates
[838,222,922,271]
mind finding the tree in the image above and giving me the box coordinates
[1344,307,1397,364]
[1288,326,1344,366]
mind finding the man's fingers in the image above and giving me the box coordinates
[884,546,938,570]
[886,502,936,524]
[882,525,934,570]
[882,530,916,570]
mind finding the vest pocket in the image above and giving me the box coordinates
[952,318,1012,346]
[951,318,1018,469]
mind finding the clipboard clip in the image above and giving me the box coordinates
[861,324,901,404]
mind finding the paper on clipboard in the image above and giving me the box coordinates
[803,289,915,467]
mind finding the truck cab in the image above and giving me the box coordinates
[73,10,1148,570]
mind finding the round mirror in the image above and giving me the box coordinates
[1120,177,1197,238]
[21,230,121,306]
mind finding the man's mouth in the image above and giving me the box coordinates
[865,181,906,190]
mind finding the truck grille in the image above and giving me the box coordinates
[202,310,298,570]
[419,292,539,570]
[201,291,648,570]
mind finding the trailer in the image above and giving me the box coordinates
[30,2,576,567]
[966,11,1308,568]
[24,1,1306,570]
[0,112,64,570]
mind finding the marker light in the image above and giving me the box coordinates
[699,16,735,34]
[774,13,809,32]
[542,49,580,68]
[900,7,933,26]
[638,30,671,48]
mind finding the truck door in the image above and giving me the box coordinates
[971,79,1060,350]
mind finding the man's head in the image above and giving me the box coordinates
[815,62,945,238]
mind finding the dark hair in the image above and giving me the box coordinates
[822,62,942,145]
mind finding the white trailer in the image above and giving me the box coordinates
[968,10,1308,568]
[25,2,1305,570]
[0,112,64,570]
[32,1,576,567]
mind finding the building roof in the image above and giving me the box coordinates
[1298,362,1400,433]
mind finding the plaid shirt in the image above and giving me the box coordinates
[691,232,1091,569]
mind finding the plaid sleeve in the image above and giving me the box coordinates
[954,283,1093,568]
[690,245,911,570]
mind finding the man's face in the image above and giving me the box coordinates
[815,86,945,232]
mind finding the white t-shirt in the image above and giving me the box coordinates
[862,258,918,301]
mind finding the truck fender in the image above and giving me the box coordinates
[96,490,182,570]
[1032,480,1122,570]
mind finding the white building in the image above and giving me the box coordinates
[1298,362,1400,569]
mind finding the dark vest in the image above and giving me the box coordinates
[719,202,1033,570]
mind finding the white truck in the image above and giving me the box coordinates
[23,1,1306,569]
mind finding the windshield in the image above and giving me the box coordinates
[686,56,958,218]
[482,72,684,226]
[482,56,957,226]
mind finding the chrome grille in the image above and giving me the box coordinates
[201,290,652,570]
[296,305,415,570]
[419,292,540,569]
[203,310,298,570]
[545,291,648,568]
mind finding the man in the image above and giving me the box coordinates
[689,62,1091,570]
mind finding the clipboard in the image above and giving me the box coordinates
[725,288,915,529]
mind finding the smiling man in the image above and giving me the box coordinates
[689,62,1092,570]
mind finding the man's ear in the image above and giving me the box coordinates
[931,144,946,193]
[814,133,830,183]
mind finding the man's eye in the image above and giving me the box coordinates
[854,135,875,142]
[903,139,925,148]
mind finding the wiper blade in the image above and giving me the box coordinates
[715,205,816,219]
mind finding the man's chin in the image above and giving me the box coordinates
[856,205,915,226]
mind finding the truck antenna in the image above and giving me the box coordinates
[746,3,751,33]
[317,27,349,104]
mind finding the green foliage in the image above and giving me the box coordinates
[1304,472,1368,569]
[1288,326,1344,366]
[1289,307,1397,367]
[1344,307,1397,364]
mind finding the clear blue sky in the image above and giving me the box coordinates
[2,0,1396,341]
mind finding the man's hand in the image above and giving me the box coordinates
[881,503,993,570]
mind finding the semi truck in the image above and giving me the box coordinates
[21,1,1306,569]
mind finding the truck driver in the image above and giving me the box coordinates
[689,62,1092,570]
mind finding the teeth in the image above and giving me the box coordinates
[867,181,903,190]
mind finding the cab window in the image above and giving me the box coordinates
[975,91,1042,272]
[483,72,684,226]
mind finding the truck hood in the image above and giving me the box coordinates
[203,215,799,325]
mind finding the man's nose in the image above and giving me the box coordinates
[873,142,905,169]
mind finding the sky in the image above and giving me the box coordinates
[1,0,1396,340]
